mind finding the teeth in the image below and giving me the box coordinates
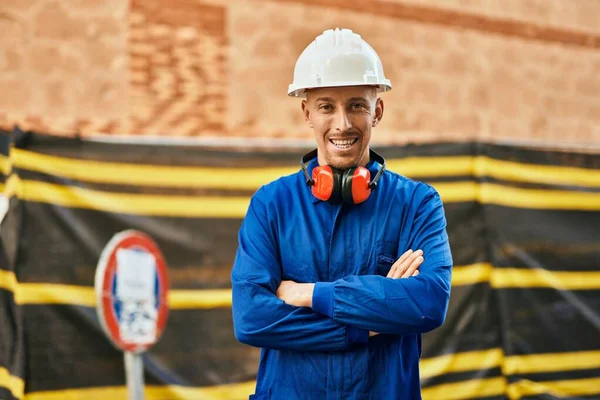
[330,138,356,149]
[331,139,354,145]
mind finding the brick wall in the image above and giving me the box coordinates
[1,0,598,148]
[0,0,129,134]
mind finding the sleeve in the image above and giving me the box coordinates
[311,187,453,335]
[231,187,369,351]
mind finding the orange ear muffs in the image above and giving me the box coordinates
[341,167,372,204]
[311,165,334,202]
[301,148,387,205]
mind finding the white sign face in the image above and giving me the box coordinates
[116,248,158,344]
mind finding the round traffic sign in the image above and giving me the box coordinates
[94,230,169,353]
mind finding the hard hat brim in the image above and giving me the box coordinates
[288,81,392,98]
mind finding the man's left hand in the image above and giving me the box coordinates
[276,281,315,308]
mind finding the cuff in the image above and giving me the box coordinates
[312,281,335,318]
[346,326,369,349]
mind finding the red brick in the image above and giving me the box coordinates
[542,96,586,119]
[487,69,522,118]
[1,0,39,12]
[86,17,124,39]
[28,44,84,75]
[467,82,490,109]
[0,79,31,110]
[0,47,24,72]
[575,76,600,97]
[33,1,88,40]
[442,50,469,76]
[545,72,572,93]
[444,113,481,136]
[42,80,69,117]
[401,76,444,105]
[69,0,125,12]
[86,41,124,70]
[0,18,27,43]
[529,114,548,137]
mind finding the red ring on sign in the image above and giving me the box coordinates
[97,231,169,353]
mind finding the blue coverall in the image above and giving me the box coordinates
[232,157,453,399]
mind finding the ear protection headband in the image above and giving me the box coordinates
[300,149,386,204]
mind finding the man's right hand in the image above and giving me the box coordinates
[369,249,424,337]
[386,249,423,279]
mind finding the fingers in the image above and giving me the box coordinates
[401,255,424,278]
[388,249,423,279]
[393,249,423,279]
[387,249,414,278]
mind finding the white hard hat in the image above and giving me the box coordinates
[288,28,392,98]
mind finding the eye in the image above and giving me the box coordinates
[351,103,366,110]
[319,104,333,111]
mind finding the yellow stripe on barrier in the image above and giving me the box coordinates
[421,349,600,381]
[475,156,600,188]
[492,268,600,289]
[0,367,24,400]
[14,149,600,188]
[14,284,233,309]
[8,350,600,399]
[507,377,600,399]
[421,377,507,400]
[504,350,600,375]
[0,269,18,293]
[23,381,256,400]
[16,283,96,307]
[14,179,600,217]
[451,263,492,286]
[168,289,232,309]
[22,180,251,218]
[0,174,22,198]
[445,263,600,290]
[0,154,12,176]
[14,149,297,190]
[8,265,600,307]
[446,264,600,290]
[480,183,600,211]
[430,181,479,203]
[420,349,503,380]
[20,378,600,400]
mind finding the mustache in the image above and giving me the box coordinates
[326,131,360,139]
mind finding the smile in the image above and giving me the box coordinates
[329,138,358,149]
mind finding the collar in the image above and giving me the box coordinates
[304,157,383,203]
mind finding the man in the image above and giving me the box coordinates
[231,28,452,399]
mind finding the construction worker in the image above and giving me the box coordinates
[232,28,453,399]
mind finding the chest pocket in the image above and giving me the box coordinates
[375,240,398,277]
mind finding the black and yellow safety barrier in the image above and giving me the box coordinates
[1,131,599,400]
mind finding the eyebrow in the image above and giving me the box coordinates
[348,97,370,103]
[314,97,335,103]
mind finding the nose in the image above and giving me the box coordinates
[332,108,351,133]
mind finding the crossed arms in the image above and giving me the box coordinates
[231,188,452,352]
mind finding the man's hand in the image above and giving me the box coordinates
[277,250,423,335]
[387,249,423,279]
[276,281,315,308]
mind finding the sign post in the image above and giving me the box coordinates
[124,351,145,400]
[95,230,170,400]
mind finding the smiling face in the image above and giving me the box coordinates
[302,86,384,170]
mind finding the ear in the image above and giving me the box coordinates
[372,97,384,127]
[301,100,313,128]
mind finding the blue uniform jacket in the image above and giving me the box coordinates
[231,157,453,400]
